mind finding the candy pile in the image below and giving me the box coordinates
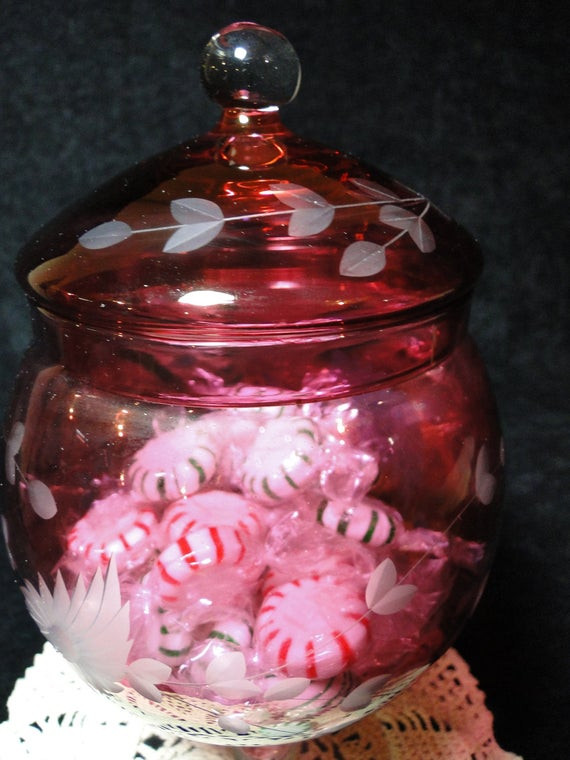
[61,400,482,703]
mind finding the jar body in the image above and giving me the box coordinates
[2,319,502,746]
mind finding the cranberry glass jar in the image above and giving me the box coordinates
[2,22,502,758]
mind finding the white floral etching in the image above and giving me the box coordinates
[1,516,15,570]
[379,204,435,253]
[4,421,59,519]
[269,182,335,236]
[217,713,251,735]
[263,676,311,701]
[365,558,417,615]
[16,547,423,742]
[204,651,262,700]
[21,557,171,702]
[339,240,386,277]
[5,421,25,485]
[161,556,417,725]
[78,220,132,250]
[78,179,434,277]
[339,673,390,711]
[348,177,401,201]
[27,479,58,519]
[475,444,497,505]
[164,198,225,253]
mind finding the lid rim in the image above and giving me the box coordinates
[33,285,476,346]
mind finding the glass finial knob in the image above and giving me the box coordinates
[201,22,301,109]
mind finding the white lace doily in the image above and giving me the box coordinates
[0,643,521,760]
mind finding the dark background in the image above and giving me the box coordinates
[1,1,568,757]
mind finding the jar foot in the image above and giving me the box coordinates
[231,743,299,760]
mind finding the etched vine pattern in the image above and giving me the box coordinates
[78,179,436,277]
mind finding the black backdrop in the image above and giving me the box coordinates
[1,2,568,758]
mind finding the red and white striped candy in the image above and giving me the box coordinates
[128,424,218,502]
[67,492,157,571]
[260,554,364,597]
[316,498,398,547]
[241,417,321,504]
[155,525,249,604]
[255,576,370,680]
[162,490,265,543]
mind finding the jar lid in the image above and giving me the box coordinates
[18,22,482,339]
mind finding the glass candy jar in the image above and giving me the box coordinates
[2,22,503,759]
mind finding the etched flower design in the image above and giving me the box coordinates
[21,557,171,702]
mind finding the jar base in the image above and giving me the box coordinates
[231,745,299,760]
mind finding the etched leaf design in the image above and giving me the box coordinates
[349,177,400,201]
[79,221,133,249]
[5,421,25,485]
[289,206,335,236]
[270,183,330,210]
[339,674,390,712]
[1,517,15,570]
[368,583,417,615]
[407,217,436,252]
[127,658,171,702]
[365,558,397,610]
[6,421,25,455]
[264,677,311,701]
[475,444,496,505]
[218,714,251,734]
[270,182,334,236]
[27,480,58,519]
[205,651,246,684]
[380,204,436,253]
[170,198,224,225]
[205,650,261,699]
[379,205,418,230]
[164,198,224,253]
[340,240,386,277]
[5,455,17,486]
[366,558,416,615]
[163,223,224,253]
